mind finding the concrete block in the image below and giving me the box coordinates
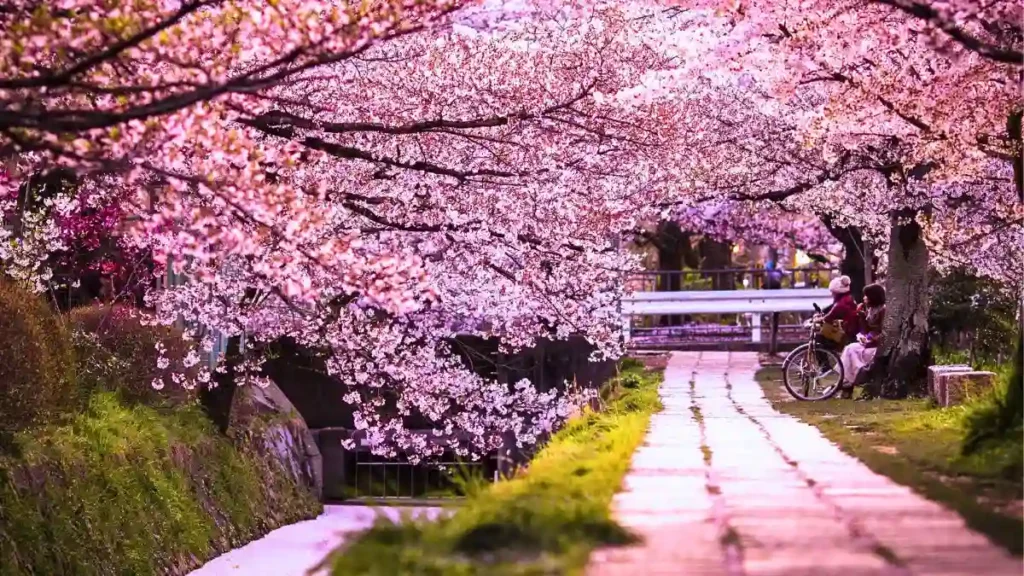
[935,371,997,407]
[927,365,971,405]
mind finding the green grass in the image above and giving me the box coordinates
[323,362,664,576]
[0,392,321,575]
[757,367,1023,555]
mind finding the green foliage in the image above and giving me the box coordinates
[617,372,644,389]
[962,331,1023,456]
[929,270,1017,365]
[0,392,321,576]
[69,304,199,407]
[325,363,664,575]
[0,281,81,434]
[618,357,644,372]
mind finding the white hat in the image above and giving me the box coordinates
[829,275,852,294]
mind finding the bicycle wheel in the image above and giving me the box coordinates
[782,343,844,401]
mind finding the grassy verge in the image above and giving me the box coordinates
[0,392,321,575]
[323,361,664,575]
[757,367,1023,555]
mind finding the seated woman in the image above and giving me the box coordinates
[839,283,886,396]
[811,276,859,376]
[821,275,859,343]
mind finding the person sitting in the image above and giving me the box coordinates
[838,283,886,397]
[811,275,858,376]
[821,275,859,343]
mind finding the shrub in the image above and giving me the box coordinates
[618,372,644,389]
[69,304,202,407]
[618,357,644,371]
[963,331,1023,461]
[929,270,1016,365]
[0,281,80,433]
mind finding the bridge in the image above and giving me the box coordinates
[621,267,839,351]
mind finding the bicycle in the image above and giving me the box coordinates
[781,304,846,401]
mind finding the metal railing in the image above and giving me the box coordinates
[626,267,839,292]
[342,452,490,501]
[629,317,808,344]
[317,427,501,502]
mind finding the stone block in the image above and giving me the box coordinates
[232,380,324,499]
[927,365,971,405]
[935,371,997,407]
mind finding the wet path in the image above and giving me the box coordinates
[588,351,1021,576]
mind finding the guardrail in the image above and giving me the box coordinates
[620,284,837,353]
[627,267,839,292]
[622,288,833,315]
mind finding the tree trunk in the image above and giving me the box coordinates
[654,221,698,325]
[821,216,869,301]
[201,335,242,434]
[877,212,931,398]
[698,237,733,290]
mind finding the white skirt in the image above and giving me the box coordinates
[841,342,877,384]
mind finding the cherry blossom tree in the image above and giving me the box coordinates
[3,0,1019,439]
[645,0,1021,394]
[671,202,838,260]
[3,3,709,459]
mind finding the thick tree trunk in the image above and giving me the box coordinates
[877,212,931,398]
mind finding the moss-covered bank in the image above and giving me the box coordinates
[0,392,322,576]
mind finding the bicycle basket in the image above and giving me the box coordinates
[819,321,845,343]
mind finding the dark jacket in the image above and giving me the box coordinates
[858,304,885,348]
[764,261,783,289]
[823,293,858,341]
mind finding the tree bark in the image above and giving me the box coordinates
[653,221,698,325]
[201,335,240,434]
[821,216,869,301]
[877,211,931,398]
[698,237,733,290]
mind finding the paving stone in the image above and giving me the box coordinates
[729,515,850,541]
[742,548,889,576]
[584,352,1024,576]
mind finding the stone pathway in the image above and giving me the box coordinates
[188,505,440,576]
[588,351,1022,576]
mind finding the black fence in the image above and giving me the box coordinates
[314,428,494,502]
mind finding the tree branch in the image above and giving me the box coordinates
[873,0,1023,64]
